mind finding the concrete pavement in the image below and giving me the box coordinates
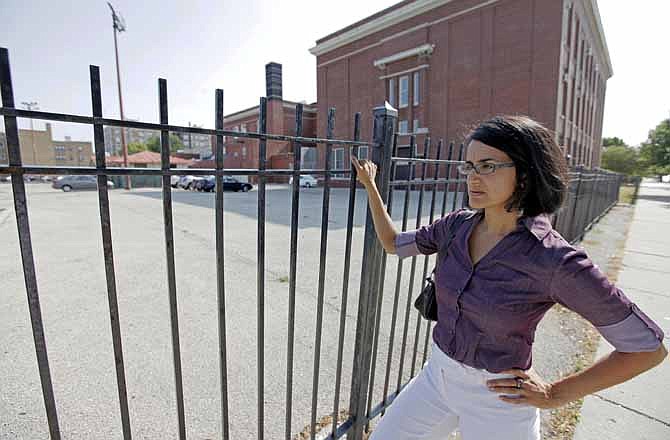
[574,182,670,440]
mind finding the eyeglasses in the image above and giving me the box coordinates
[457,161,515,176]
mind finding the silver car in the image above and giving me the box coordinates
[52,175,114,192]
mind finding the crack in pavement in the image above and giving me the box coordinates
[593,393,670,428]
[617,285,670,300]
[624,249,670,259]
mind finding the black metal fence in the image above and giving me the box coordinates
[0,46,622,440]
[552,166,623,243]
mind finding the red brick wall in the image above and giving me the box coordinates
[315,0,571,169]
[219,101,318,181]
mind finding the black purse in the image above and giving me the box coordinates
[413,214,467,321]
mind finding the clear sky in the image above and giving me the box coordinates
[1,0,668,147]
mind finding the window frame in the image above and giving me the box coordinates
[399,75,409,108]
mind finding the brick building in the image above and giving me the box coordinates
[192,62,318,182]
[0,123,93,167]
[310,0,611,169]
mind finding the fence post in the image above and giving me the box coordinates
[567,165,584,243]
[349,103,397,439]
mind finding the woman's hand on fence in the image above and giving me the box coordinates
[486,368,566,409]
[351,156,377,189]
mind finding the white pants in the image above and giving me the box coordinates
[370,343,540,440]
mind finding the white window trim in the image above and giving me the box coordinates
[389,78,396,107]
[399,75,409,108]
[373,44,435,69]
[379,64,429,80]
[357,146,369,160]
[413,72,420,106]
[332,147,347,179]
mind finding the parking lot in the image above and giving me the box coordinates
[0,181,606,439]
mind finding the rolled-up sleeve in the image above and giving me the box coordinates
[549,248,664,352]
[394,210,462,259]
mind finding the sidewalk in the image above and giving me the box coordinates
[574,182,670,439]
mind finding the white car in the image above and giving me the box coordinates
[289,174,318,188]
[177,175,197,190]
[170,175,181,188]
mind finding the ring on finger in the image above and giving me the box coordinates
[515,378,524,389]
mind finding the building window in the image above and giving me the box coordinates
[413,72,420,106]
[399,75,409,108]
[413,119,420,133]
[240,123,247,132]
[242,146,247,156]
[333,147,345,177]
[54,145,66,161]
[388,78,396,107]
[398,120,409,134]
[303,148,317,169]
[357,146,369,160]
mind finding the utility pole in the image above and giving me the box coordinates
[107,2,131,189]
[21,101,38,164]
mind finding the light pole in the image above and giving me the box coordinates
[188,122,193,151]
[107,2,131,189]
[21,101,38,164]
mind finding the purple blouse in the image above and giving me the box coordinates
[395,209,664,373]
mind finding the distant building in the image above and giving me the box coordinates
[103,120,212,159]
[175,123,213,158]
[103,121,157,155]
[0,123,93,167]
[191,62,319,183]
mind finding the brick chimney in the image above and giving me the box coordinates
[265,62,282,100]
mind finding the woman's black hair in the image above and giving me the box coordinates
[466,115,568,217]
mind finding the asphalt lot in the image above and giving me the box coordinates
[0,182,629,439]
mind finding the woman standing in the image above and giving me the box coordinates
[351,115,666,439]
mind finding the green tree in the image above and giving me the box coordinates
[146,135,184,154]
[601,144,640,175]
[602,137,627,148]
[638,119,670,178]
[127,142,147,155]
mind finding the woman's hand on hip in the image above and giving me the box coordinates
[351,156,377,188]
[486,368,567,409]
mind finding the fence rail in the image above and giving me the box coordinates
[0,46,622,440]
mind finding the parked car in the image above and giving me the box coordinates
[191,176,215,191]
[195,176,253,192]
[177,175,197,190]
[170,175,181,188]
[52,175,114,192]
[223,176,252,192]
[190,175,211,191]
[0,175,11,183]
[196,176,216,192]
[289,174,318,188]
